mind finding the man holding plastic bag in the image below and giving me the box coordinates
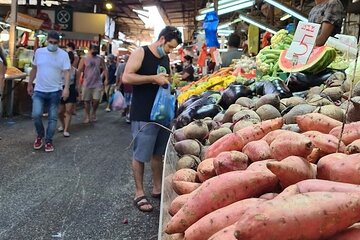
[123,26,182,212]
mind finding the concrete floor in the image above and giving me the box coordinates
[0,106,160,240]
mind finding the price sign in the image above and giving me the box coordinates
[285,21,321,65]
[213,49,222,66]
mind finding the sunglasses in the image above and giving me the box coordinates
[48,40,59,45]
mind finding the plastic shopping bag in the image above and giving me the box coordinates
[111,90,126,111]
[150,85,175,126]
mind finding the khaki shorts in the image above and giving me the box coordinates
[82,87,102,101]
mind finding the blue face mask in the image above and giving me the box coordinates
[157,45,166,58]
[47,44,58,52]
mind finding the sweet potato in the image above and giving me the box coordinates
[174,139,202,157]
[246,159,277,176]
[296,112,342,134]
[281,124,301,133]
[172,181,201,195]
[205,133,244,159]
[295,179,360,194]
[259,193,279,200]
[266,156,316,188]
[236,117,284,145]
[275,184,300,198]
[270,132,313,160]
[213,151,248,175]
[303,130,346,153]
[242,140,271,162]
[345,139,360,154]
[208,224,237,240]
[317,153,360,184]
[329,224,360,240]
[208,128,232,145]
[184,198,265,240]
[165,171,278,234]
[306,147,325,163]
[262,129,289,145]
[172,169,197,183]
[169,194,191,216]
[329,122,360,145]
[168,233,185,240]
[234,192,360,240]
[197,158,216,182]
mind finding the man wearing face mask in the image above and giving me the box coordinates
[123,26,182,212]
[181,55,195,82]
[78,44,108,123]
[27,31,71,152]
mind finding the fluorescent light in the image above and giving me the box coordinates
[133,9,150,18]
[118,47,128,51]
[199,0,254,14]
[218,22,232,29]
[280,14,291,21]
[238,14,277,34]
[263,0,308,22]
[196,0,254,21]
[0,21,32,32]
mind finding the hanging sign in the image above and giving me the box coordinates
[285,21,321,65]
[55,8,73,31]
[16,13,43,30]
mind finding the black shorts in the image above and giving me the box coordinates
[61,84,78,104]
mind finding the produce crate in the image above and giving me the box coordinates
[158,136,180,240]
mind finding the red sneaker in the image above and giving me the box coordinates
[33,137,43,150]
[45,143,54,152]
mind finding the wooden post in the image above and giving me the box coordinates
[194,0,198,31]
[9,0,17,67]
[214,0,219,13]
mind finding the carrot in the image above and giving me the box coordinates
[242,140,271,162]
[266,156,316,188]
[172,169,198,183]
[197,158,216,182]
[296,112,342,133]
[303,131,346,153]
[165,171,278,234]
[270,131,313,160]
[259,193,279,200]
[262,129,289,145]
[329,224,360,240]
[345,139,360,154]
[169,194,191,216]
[234,192,360,240]
[208,224,237,240]
[317,153,360,184]
[205,133,244,159]
[236,118,284,145]
[213,151,248,175]
[172,181,202,195]
[184,198,265,240]
[329,121,360,145]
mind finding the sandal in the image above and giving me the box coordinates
[133,196,153,212]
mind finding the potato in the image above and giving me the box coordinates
[183,120,209,141]
[235,97,255,109]
[221,122,233,129]
[281,124,301,133]
[223,104,243,123]
[174,139,202,157]
[232,110,261,123]
[314,105,344,122]
[307,86,323,98]
[176,155,201,171]
[347,97,360,123]
[209,127,232,145]
[307,95,332,106]
[284,104,317,124]
[233,120,256,132]
[283,96,307,107]
[213,112,224,122]
[256,104,281,121]
[322,87,344,101]
[255,94,280,109]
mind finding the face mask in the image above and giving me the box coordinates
[47,44,58,52]
[157,45,166,58]
[91,51,98,56]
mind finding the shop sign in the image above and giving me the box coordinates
[16,13,44,30]
[55,8,73,31]
[285,21,320,65]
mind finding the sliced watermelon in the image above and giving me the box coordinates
[278,46,336,73]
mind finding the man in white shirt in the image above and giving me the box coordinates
[27,31,71,152]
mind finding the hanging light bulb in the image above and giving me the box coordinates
[0,29,10,42]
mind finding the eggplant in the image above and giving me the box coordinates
[219,83,252,109]
[177,95,201,115]
[287,69,335,92]
[272,79,292,98]
[193,104,223,120]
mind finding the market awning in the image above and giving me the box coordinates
[59,38,98,49]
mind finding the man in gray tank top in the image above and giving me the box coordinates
[123,26,182,212]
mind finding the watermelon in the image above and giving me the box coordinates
[279,46,336,73]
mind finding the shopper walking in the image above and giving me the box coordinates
[78,44,108,123]
[0,47,7,105]
[115,55,132,122]
[58,51,80,137]
[221,33,242,67]
[105,54,117,112]
[66,42,80,68]
[123,26,182,212]
[27,31,71,152]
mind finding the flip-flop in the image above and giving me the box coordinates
[151,193,161,199]
[133,196,153,212]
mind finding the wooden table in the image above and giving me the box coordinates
[2,73,28,117]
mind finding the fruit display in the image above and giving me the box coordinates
[270,29,293,50]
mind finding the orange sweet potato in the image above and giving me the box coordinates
[306,147,326,163]
[275,184,300,198]
[213,151,248,175]
[168,233,185,240]
[172,169,198,183]
[246,159,277,176]
[295,179,360,194]
[270,132,313,160]
[184,198,265,240]
[172,181,201,195]
[345,139,360,154]
[205,133,244,159]
[165,171,278,234]
[208,224,237,240]
[266,156,316,188]
[329,224,360,240]
[234,192,360,240]
[296,112,342,133]
[236,117,284,145]
[303,131,346,153]
[197,158,216,182]
[169,194,191,216]
[317,153,360,184]
[259,193,279,200]
[262,129,289,145]
[329,121,360,145]
[242,140,271,162]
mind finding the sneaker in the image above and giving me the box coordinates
[58,126,64,132]
[45,143,54,152]
[63,131,70,137]
[33,137,43,150]
[105,107,111,112]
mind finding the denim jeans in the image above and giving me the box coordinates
[32,90,61,144]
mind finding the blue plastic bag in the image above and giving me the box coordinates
[203,11,220,48]
[111,90,126,111]
[150,85,175,126]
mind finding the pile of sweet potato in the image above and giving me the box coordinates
[166,114,360,240]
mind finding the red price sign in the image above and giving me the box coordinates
[285,22,321,65]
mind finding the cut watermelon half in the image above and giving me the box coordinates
[278,46,336,73]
